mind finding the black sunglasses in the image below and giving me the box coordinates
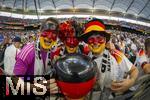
[43,22,57,31]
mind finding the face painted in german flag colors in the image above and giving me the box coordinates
[65,37,79,53]
[80,19,111,43]
[40,30,57,50]
[84,20,105,34]
[87,35,106,54]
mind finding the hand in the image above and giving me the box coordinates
[111,79,135,93]
[53,55,60,62]
[47,79,59,94]
[143,64,150,74]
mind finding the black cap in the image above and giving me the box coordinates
[13,36,21,43]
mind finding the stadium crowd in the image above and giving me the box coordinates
[0,17,149,100]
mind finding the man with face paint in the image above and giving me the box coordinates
[13,18,59,95]
[80,19,138,99]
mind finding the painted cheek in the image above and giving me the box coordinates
[40,37,54,49]
[89,43,105,54]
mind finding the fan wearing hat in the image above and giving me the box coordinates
[13,18,59,95]
[81,19,111,55]
[80,19,138,98]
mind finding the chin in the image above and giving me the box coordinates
[66,46,77,53]
[91,48,104,54]
[68,50,76,53]
[93,51,102,54]
[41,44,52,50]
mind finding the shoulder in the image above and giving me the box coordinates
[4,45,15,54]
[17,43,35,61]
[109,52,118,66]
[5,45,12,50]
[139,55,148,65]
[110,54,117,63]
[110,50,124,64]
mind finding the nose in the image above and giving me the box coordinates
[69,39,74,45]
[93,38,99,44]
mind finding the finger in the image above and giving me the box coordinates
[50,88,62,94]
[50,90,59,94]
[50,87,59,94]
[50,86,58,91]
[111,86,123,92]
[50,83,57,88]
[111,82,122,87]
[47,79,56,84]
[38,80,47,85]
[50,79,56,83]
[46,82,57,90]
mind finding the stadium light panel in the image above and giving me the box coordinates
[0,11,149,27]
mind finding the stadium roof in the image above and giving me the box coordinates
[0,0,150,23]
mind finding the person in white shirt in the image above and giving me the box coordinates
[107,42,141,93]
[4,36,21,75]
[136,38,150,74]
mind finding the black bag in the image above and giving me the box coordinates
[0,43,10,69]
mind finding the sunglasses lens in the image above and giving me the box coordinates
[41,30,57,41]
[88,38,94,44]
[44,23,57,31]
[88,36,105,44]
[41,32,47,37]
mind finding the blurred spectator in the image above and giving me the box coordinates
[4,36,21,75]
[140,38,150,74]
[0,36,11,69]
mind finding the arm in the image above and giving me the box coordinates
[129,65,139,85]
[143,63,150,74]
[111,55,139,93]
[13,49,59,95]
[111,65,139,93]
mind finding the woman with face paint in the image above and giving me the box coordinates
[60,21,80,54]
[13,18,59,96]
[51,20,89,63]
[80,19,138,99]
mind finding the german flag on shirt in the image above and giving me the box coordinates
[111,49,124,64]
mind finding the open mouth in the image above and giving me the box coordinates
[44,39,52,46]
[69,47,75,50]
[92,44,101,49]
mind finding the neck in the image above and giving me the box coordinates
[93,52,103,58]
[93,50,105,57]
[14,43,19,49]
[40,47,48,52]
